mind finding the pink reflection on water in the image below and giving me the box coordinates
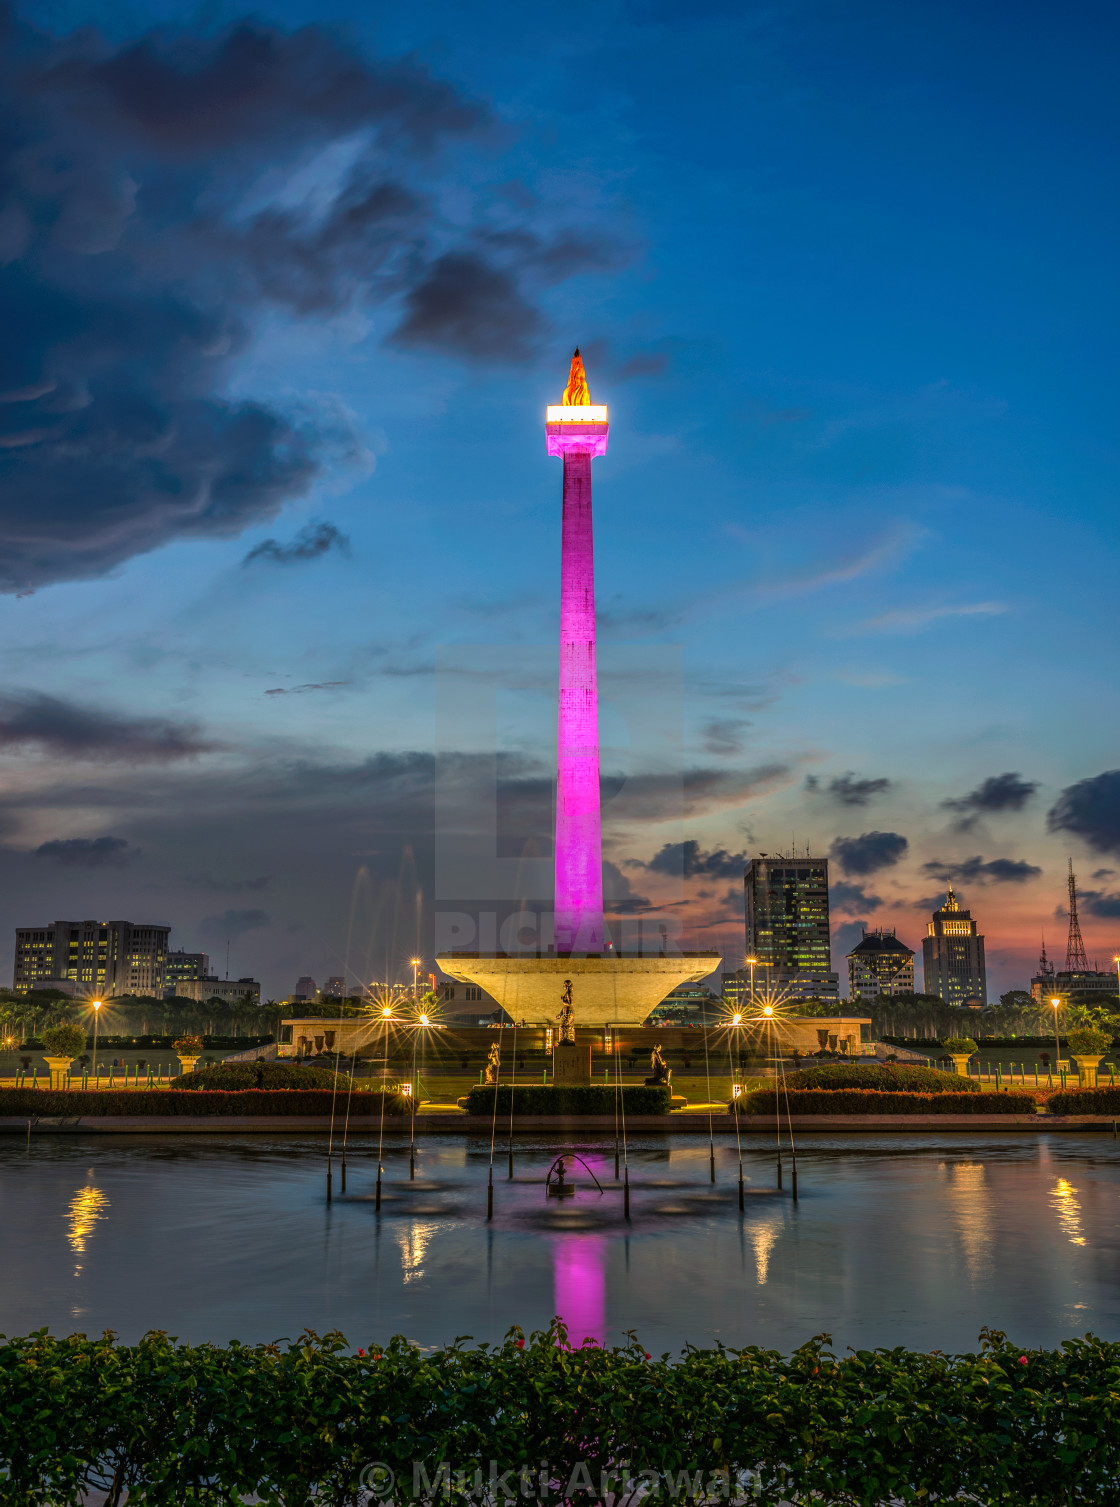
[553,1235,607,1346]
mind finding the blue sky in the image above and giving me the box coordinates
[2,0,1119,998]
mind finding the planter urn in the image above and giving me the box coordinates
[1072,1054,1103,1087]
[176,1054,200,1078]
[946,1053,973,1077]
[42,1054,75,1089]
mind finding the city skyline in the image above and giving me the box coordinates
[1,2,1119,998]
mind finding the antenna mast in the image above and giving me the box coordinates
[1065,858,1089,972]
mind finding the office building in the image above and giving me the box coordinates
[324,975,347,997]
[165,951,210,994]
[743,853,838,997]
[922,889,987,1007]
[293,976,318,1000]
[13,920,170,997]
[847,929,915,1001]
[175,977,262,1006]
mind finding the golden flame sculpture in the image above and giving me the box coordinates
[562,348,591,405]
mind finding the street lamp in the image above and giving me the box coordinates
[91,1000,102,1079]
[745,956,758,1009]
[1050,996,1062,1076]
[1113,955,1120,1000]
[410,958,421,999]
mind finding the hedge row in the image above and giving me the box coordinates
[736,1088,1038,1116]
[2,1324,1118,1505]
[0,1088,410,1117]
[1048,1085,1120,1114]
[170,1062,349,1091]
[463,1084,671,1115]
[777,1063,979,1094]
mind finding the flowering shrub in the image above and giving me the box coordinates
[775,1063,980,1094]
[463,1085,671,1115]
[1,1324,1118,1504]
[0,1088,410,1116]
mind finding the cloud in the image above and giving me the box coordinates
[921,855,1042,885]
[264,681,351,696]
[0,11,614,591]
[846,602,1007,635]
[829,831,908,876]
[0,692,215,761]
[605,763,791,823]
[640,840,748,879]
[807,772,892,806]
[1080,889,1120,919]
[34,835,137,867]
[1048,771,1120,856]
[186,874,270,893]
[1092,868,1116,879]
[602,861,651,913]
[702,718,751,756]
[831,881,883,912]
[943,772,1037,827]
[198,907,271,941]
[243,522,350,567]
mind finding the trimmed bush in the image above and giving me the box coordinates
[173,1034,205,1053]
[941,1037,979,1055]
[735,1088,1037,1116]
[1047,1085,1120,1115]
[2,1324,1120,1504]
[1067,1028,1113,1057]
[0,1089,410,1117]
[40,1023,87,1058]
[773,1063,980,1094]
[464,1084,670,1115]
[169,1061,349,1092]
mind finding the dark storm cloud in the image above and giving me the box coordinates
[198,907,271,940]
[641,839,747,879]
[921,855,1042,885]
[1080,889,1120,919]
[0,691,215,761]
[943,772,1038,828]
[1048,771,1120,856]
[243,522,350,567]
[831,881,883,912]
[603,861,651,913]
[34,835,137,867]
[0,11,615,591]
[829,831,908,876]
[821,772,893,806]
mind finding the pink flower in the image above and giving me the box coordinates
[517,1339,525,1349]
[357,1348,366,1356]
[1019,1356,1028,1365]
[644,1352,651,1361]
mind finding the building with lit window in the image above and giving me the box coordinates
[12,920,170,997]
[165,950,210,994]
[847,929,915,1001]
[174,976,261,1006]
[922,889,987,1006]
[743,854,839,999]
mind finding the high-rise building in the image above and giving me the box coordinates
[293,976,318,1000]
[13,920,170,997]
[847,929,915,1001]
[165,950,210,994]
[175,977,261,1006]
[324,975,347,997]
[922,889,987,1006]
[743,854,838,998]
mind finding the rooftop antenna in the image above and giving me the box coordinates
[225,937,230,980]
[1039,931,1053,978]
[1066,858,1089,973]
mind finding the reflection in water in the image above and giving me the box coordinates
[67,1184,108,1276]
[943,1162,992,1280]
[750,1216,782,1284]
[554,1235,606,1345]
[1051,1179,1086,1246]
[397,1221,441,1283]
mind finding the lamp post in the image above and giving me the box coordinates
[1051,996,1062,1079]
[91,1000,102,1080]
[745,956,758,1010]
[410,958,421,1002]
[1114,955,1120,1000]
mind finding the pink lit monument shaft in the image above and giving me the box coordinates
[548,352,608,954]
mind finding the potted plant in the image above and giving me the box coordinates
[41,1022,87,1087]
[173,1035,205,1076]
[940,1037,978,1077]
[1067,1027,1112,1086]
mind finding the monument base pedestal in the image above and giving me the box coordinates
[553,1040,592,1086]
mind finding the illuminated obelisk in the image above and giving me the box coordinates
[548,350,609,954]
[436,352,719,1025]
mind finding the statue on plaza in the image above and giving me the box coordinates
[558,981,576,1043]
[483,1042,501,1085]
[645,1044,671,1086]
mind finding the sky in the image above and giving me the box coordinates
[1,0,1119,1000]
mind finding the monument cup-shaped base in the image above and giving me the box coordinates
[553,1040,592,1086]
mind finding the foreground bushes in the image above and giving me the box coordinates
[170,1061,349,1091]
[0,1088,410,1117]
[464,1084,670,1115]
[736,1088,1037,1116]
[1048,1085,1120,1115]
[779,1063,980,1094]
[1,1324,1118,1505]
